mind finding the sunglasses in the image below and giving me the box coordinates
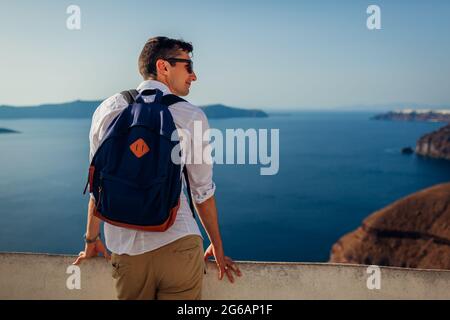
[165,58,194,74]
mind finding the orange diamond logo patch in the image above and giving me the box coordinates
[130,138,150,158]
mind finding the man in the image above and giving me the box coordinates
[73,36,241,300]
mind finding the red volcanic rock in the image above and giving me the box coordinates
[329,183,450,270]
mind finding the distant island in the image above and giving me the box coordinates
[201,104,267,119]
[0,100,268,119]
[372,109,450,123]
[0,128,19,134]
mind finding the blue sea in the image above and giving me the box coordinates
[0,112,449,262]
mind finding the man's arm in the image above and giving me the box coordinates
[195,195,241,283]
[181,107,241,282]
[73,198,110,265]
[86,197,101,239]
[195,196,222,247]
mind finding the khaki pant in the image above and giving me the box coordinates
[111,235,204,300]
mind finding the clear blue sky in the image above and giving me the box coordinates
[1,0,449,110]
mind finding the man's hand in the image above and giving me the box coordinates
[72,239,110,265]
[204,243,242,283]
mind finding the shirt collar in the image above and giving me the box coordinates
[136,80,172,95]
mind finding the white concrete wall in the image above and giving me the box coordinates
[1,252,449,300]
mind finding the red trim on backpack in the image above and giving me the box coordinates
[93,198,181,232]
[88,166,95,193]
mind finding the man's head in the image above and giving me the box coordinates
[138,36,197,96]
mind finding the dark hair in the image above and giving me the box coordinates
[138,36,193,79]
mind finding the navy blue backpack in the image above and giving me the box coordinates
[83,89,195,231]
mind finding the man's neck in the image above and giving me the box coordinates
[151,77,170,89]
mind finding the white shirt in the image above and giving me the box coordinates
[89,80,216,255]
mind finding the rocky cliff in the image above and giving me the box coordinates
[416,124,450,160]
[329,183,450,270]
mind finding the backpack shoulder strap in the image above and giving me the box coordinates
[120,89,139,105]
[161,94,196,219]
[121,91,184,107]
[161,94,186,106]
[161,94,195,219]
[183,166,197,219]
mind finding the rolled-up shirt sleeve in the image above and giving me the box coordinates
[184,110,216,204]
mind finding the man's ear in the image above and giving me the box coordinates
[156,59,168,76]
